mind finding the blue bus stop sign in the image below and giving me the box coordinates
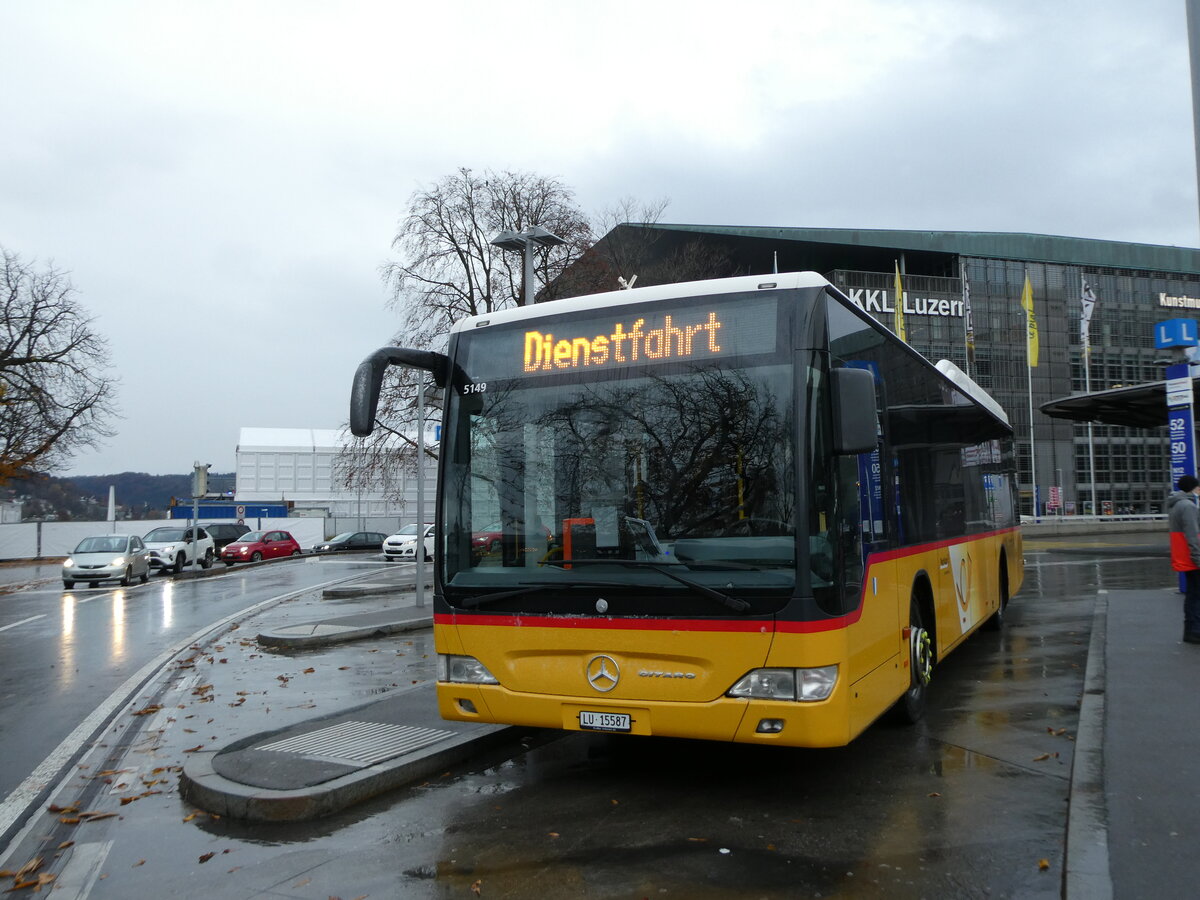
[1167,361,1197,488]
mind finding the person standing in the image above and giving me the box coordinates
[1168,474,1200,643]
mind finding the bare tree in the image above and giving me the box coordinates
[381,167,594,348]
[0,249,118,483]
[341,169,594,503]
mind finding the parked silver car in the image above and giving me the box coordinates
[62,534,151,589]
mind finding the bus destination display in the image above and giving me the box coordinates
[463,293,780,383]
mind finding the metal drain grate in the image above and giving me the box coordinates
[257,720,456,767]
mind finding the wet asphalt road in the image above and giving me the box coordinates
[0,539,1171,898]
[0,556,390,803]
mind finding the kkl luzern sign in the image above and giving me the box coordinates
[846,288,965,318]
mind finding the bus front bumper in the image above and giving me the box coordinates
[435,683,853,748]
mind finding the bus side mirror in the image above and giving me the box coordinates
[350,346,457,437]
[831,367,878,455]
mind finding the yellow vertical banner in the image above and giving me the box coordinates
[1021,273,1038,367]
[893,261,907,343]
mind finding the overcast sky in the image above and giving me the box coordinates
[1,0,1195,477]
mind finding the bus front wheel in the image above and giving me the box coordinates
[893,597,933,725]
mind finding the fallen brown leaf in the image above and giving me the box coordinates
[1032,753,1051,762]
[12,858,42,881]
[131,705,162,717]
[302,667,315,674]
[7,871,55,893]
[182,745,204,753]
[132,859,145,868]
[471,879,483,896]
[182,812,199,823]
[198,852,215,864]
[1038,858,1050,870]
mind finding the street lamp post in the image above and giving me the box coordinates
[415,372,426,609]
[489,226,567,306]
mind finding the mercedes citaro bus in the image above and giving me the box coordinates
[349,272,1022,747]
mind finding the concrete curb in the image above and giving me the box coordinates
[1064,591,1112,900]
[256,613,433,649]
[179,723,514,822]
[322,578,431,599]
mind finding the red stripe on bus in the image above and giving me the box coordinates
[434,612,775,633]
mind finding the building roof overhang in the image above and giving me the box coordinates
[1039,380,1181,429]
[618,224,1200,275]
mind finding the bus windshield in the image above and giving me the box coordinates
[439,292,799,607]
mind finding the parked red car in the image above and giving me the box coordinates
[221,530,303,565]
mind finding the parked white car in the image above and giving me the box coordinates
[142,525,216,573]
[383,523,434,561]
[62,534,151,588]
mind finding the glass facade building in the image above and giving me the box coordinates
[582,226,1200,515]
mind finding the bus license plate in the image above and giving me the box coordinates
[579,711,631,732]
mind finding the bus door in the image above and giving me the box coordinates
[824,361,896,681]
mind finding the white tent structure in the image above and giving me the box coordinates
[235,427,435,519]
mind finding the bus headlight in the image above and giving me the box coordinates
[438,654,499,685]
[726,665,838,702]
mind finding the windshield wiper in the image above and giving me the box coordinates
[458,581,628,610]
[543,559,751,614]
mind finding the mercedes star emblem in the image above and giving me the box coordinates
[586,655,620,692]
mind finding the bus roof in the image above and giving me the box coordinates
[449,271,833,334]
[935,358,1010,426]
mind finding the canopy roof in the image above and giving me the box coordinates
[1039,381,1181,429]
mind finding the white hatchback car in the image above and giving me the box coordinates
[63,534,151,588]
[383,524,434,561]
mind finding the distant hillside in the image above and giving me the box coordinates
[5,472,235,520]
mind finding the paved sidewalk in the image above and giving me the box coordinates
[180,682,513,822]
[1095,584,1200,900]
[256,571,434,648]
[181,568,518,821]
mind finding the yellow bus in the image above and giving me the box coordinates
[350,272,1023,747]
